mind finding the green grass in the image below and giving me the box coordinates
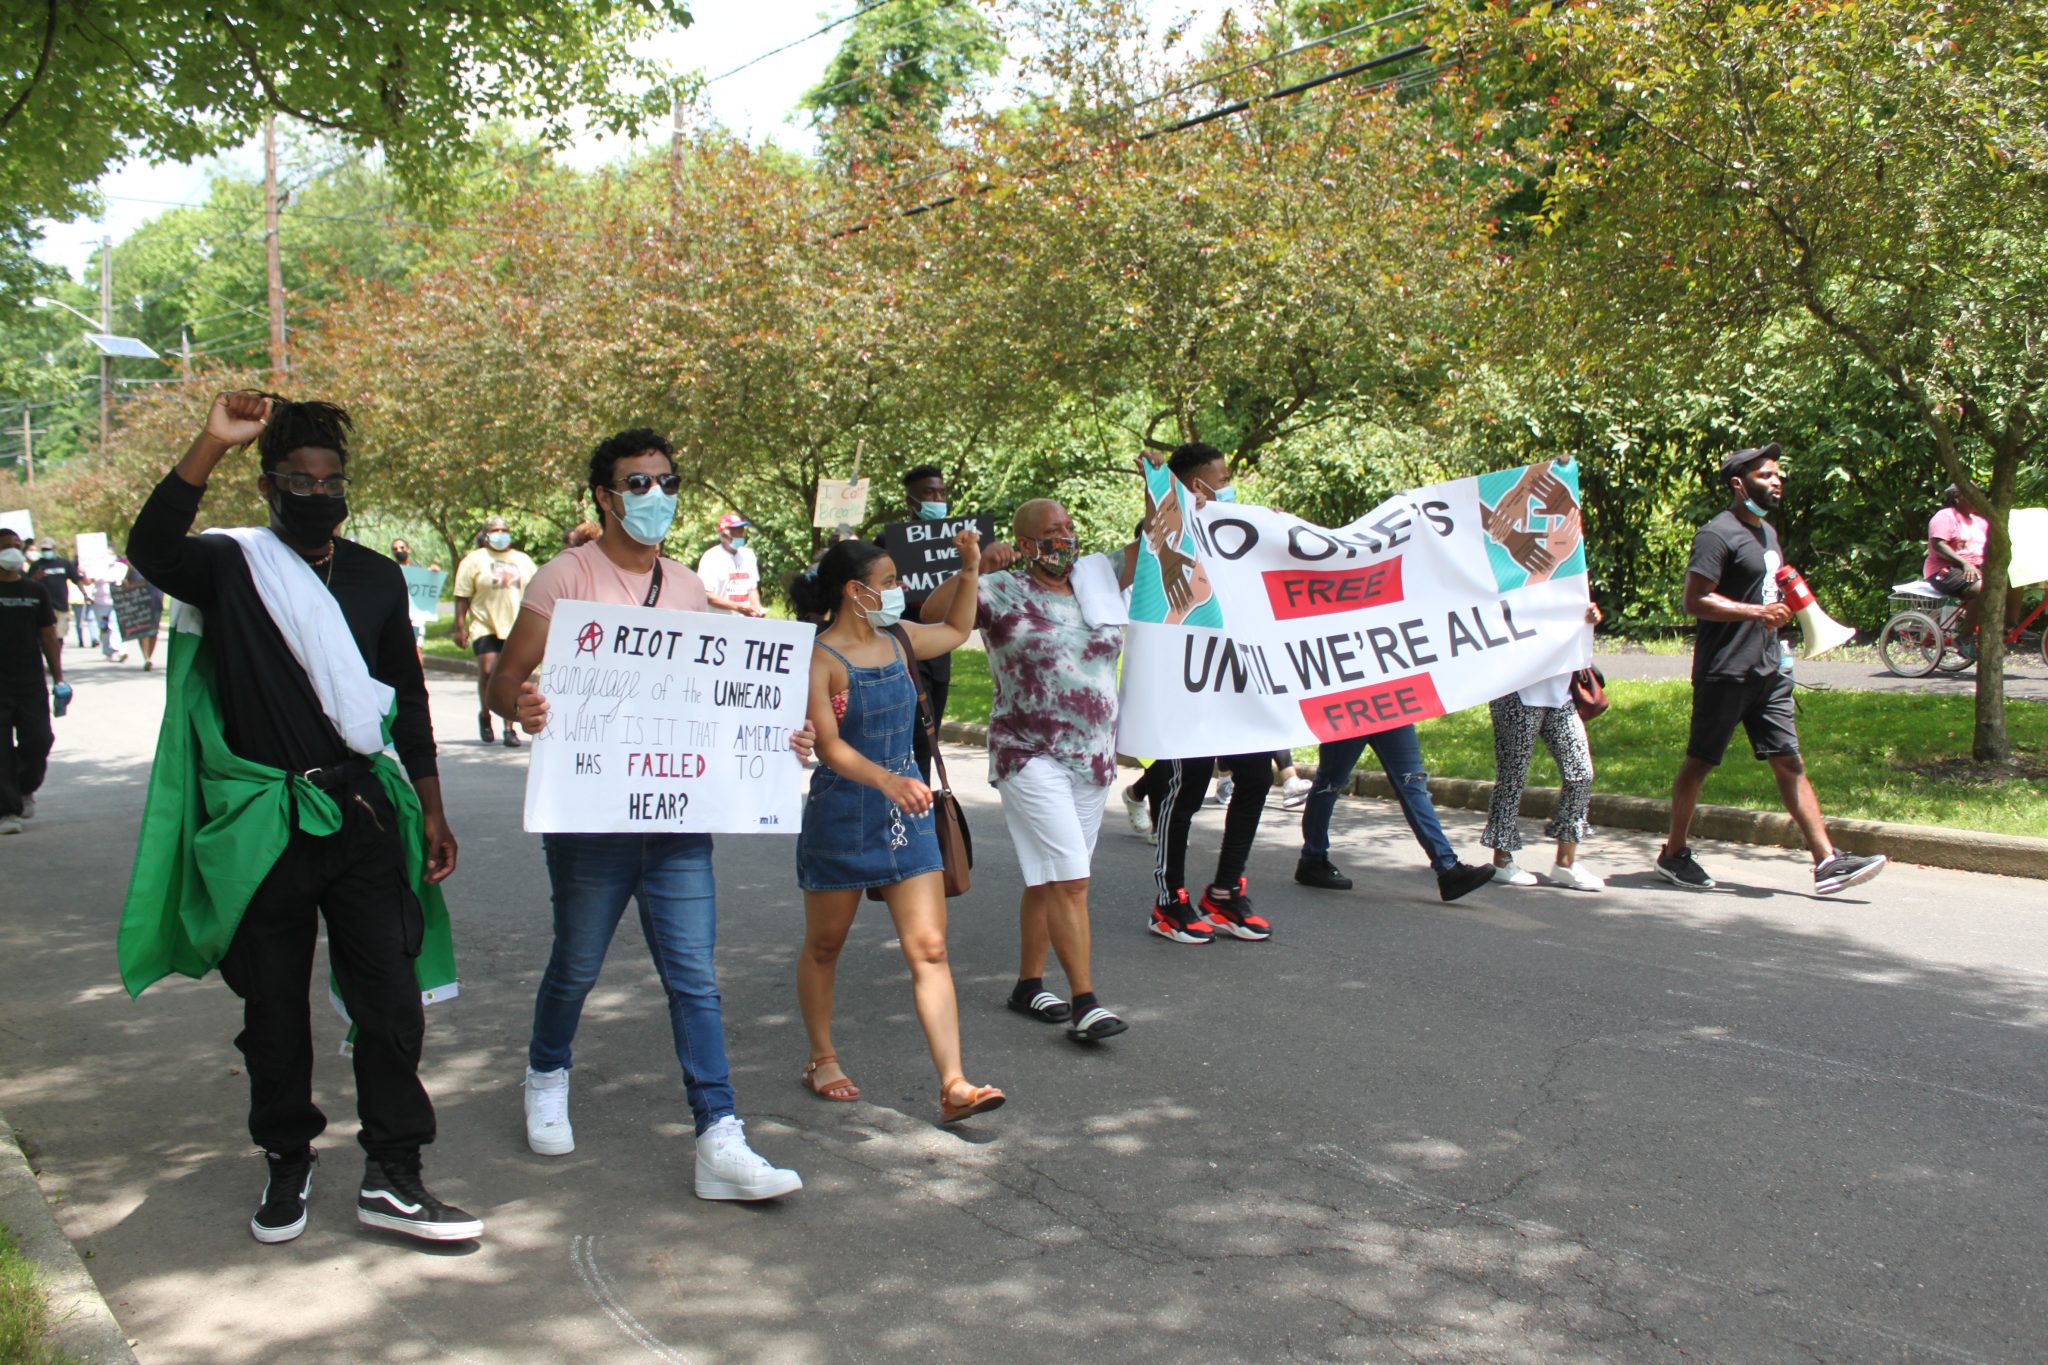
[0,1222,74,1365]
[941,671,2048,838]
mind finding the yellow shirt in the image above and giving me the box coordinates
[453,547,537,641]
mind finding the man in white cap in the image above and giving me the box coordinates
[698,512,766,617]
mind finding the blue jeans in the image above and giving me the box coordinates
[530,833,734,1135]
[1300,724,1457,874]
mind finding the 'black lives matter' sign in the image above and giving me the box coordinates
[880,514,997,604]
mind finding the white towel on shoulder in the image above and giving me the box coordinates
[1070,552,1129,628]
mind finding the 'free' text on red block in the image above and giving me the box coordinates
[1262,558,1405,621]
[1303,672,1445,741]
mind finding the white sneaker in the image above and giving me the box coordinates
[0,817,20,836]
[1281,776,1312,809]
[1121,787,1155,839]
[1547,862,1605,891]
[694,1116,802,1201]
[1490,860,1540,887]
[524,1066,574,1155]
[18,794,33,819]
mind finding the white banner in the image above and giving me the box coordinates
[75,531,114,579]
[1118,459,1595,758]
[523,602,815,834]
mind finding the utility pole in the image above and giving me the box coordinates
[99,235,112,449]
[21,409,31,487]
[669,93,686,229]
[264,115,288,379]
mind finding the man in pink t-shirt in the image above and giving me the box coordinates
[484,426,810,1205]
[1925,484,1990,634]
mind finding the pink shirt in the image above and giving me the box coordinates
[521,541,709,620]
[1924,506,1988,578]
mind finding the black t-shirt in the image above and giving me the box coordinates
[1687,509,1783,682]
[0,576,58,693]
[127,473,437,781]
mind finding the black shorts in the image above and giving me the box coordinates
[1930,566,1976,597]
[1687,672,1799,765]
[471,634,506,657]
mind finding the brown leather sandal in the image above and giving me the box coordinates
[800,1056,860,1102]
[939,1078,1006,1124]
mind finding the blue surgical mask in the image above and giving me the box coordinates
[487,531,511,551]
[729,535,748,550]
[613,487,678,546]
[1213,486,1238,503]
[918,501,949,521]
[857,584,907,627]
[1743,499,1770,518]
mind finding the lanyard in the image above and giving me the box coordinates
[643,559,664,608]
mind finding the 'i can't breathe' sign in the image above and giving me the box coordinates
[522,601,816,834]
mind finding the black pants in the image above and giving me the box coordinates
[0,687,53,818]
[1147,752,1276,901]
[909,656,951,782]
[218,769,435,1162]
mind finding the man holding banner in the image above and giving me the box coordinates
[488,426,810,1202]
[1120,448,1601,914]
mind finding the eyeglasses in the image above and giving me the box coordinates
[271,472,352,496]
[612,473,682,495]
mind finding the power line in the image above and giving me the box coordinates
[706,0,907,85]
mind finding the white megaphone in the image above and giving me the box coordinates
[1774,564,1856,658]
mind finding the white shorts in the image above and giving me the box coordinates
[997,756,1110,887]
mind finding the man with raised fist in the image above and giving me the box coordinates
[121,389,479,1247]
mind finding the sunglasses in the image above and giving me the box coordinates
[612,473,682,495]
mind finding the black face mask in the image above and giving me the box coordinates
[269,490,349,545]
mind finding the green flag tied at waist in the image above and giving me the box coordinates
[117,528,456,1030]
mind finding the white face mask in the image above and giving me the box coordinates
[0,549,25,573]
[854,583,907,627]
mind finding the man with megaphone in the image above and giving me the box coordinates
[1656,443,1888,897]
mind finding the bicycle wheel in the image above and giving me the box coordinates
[1879,610,1943,677]
[1935,641,1975,673]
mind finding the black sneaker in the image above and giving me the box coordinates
[357,1156,484,1243]
[1295,858,1353,891]
[1199,878,1272,941]
[1437,862,1494,902]
[1148,889,1215,944]
[477,709,496,744]
[502,726,522,749]
[251,1146,316,1244]
[1656,845,1716,890]
[1815,851,1888,896]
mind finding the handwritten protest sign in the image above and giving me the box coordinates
[111,582,160,640]
[1119,459,1593,758]
[813,478,871,528]
[401,566,446,623]
[880,514,996,604]
[523,602,815,834]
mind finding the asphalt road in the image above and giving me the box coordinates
[3,654,2044,1363]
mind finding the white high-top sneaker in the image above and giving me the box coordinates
[694,1116,802,1201]
[524,1066,574,1155]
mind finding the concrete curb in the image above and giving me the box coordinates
[0,1115,137,1363]
[928,721,2048,882]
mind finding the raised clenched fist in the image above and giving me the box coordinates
[207,390,271,448]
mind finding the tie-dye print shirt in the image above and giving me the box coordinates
[978,569,1124,787]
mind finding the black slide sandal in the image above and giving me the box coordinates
[1066,1007,1128,1043]
[1008,990,1072,1024]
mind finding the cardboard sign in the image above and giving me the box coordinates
[75,531,114,580]
[111,582,161,640]
[522,602,815,834]
[880,514,997,604]
[813,478,871,528]
[401,566,446,623]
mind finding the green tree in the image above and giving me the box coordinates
[1454,0,2048,762]
[798,0,1004,162]
[0,0,692,293]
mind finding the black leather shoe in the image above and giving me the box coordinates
[1437,862,1494,902]
[1294,858,1353,891]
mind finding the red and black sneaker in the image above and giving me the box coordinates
[1148,889,1215,944]
[1199,877,1272,941]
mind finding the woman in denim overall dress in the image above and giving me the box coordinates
[790,535,1007,1124]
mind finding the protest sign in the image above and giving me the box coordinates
[75,531,114,580]
[111,582,160,641]
[1119,458,1594,758]
[880,514,996,604]
[523,602,815,834]
[0,510,31,541]
[812,478,871,528]
[401,566,446,623]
